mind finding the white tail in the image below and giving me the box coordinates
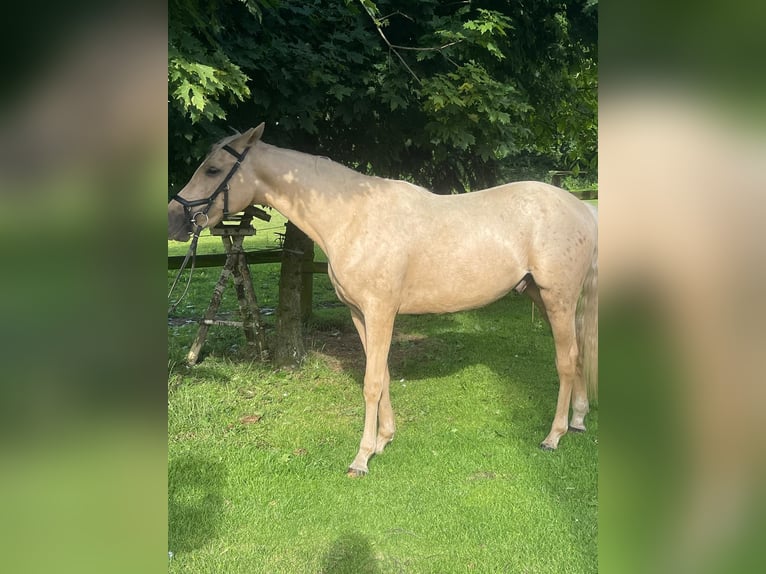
[577,205,598,401]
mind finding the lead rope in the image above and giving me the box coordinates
[168,227,203,314]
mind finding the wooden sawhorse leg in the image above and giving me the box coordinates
[225,235,268,361]
[186,235,267,365]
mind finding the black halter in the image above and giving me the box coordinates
[169,144,252,231]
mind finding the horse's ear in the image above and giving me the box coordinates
[246,123,266,145]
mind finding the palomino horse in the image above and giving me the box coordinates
[169,124,598,476]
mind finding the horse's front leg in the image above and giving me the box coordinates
[350,310,397,457]
[349,311,394,452]
[375,366,395,454]
[348,310,395,477]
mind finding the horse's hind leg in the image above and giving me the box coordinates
[541,303,579,450]
[569,346,589,432]
[526,283,587,432]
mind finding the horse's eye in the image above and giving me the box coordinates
[205,166,221,176]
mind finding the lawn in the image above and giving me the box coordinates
[167,212,598,573]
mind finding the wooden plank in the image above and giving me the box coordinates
[309,262,328,274]
[167,250,282,269]
[168,250,329,273]
[200,319,245,327]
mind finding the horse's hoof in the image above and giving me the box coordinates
[539,442,557,451]
[568,425,586,433]
[346,467,367,478]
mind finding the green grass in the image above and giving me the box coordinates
[167,217,598,573]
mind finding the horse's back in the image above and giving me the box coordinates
[474,181,594,222]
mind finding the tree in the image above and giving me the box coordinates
[273,223,314,366]
[169,0,597,193]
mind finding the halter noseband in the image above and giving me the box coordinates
[169,143,252,233]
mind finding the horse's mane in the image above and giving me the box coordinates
[207,132,432,196]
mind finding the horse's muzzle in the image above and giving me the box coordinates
[168,209,192,242]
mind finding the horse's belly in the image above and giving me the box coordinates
[398,273,518,314]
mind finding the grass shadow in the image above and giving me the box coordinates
[321,533,381,574]
[168,454,227,554]
[308,295,560,437]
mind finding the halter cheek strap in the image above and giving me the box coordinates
[218,144,250,216]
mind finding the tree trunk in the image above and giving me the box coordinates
[274,222,313,367]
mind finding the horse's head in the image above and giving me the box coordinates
[168,124,265,241]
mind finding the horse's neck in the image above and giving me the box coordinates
[254,144,357,255]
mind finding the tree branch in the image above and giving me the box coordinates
[368,15,423,84]
[358,0,461,85]
[389,40,462,52]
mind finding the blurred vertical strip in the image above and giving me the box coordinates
[0,2,168,573]
[600,1,766,573]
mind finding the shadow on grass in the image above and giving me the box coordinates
[168,454,227,554]
[309,295,560,437]
[321,533,381,574]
